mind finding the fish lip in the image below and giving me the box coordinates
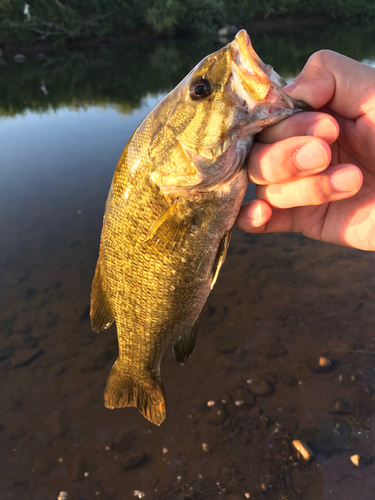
[229,30,310,114]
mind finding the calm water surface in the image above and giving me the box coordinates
[1,26,375,500]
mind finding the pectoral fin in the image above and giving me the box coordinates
[211,230,231,289]
[90,260,114,333]
[172,320,199,365]
[144,200,192,252]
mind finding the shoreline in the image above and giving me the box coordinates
[0,14,357,55]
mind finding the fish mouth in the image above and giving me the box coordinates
[229,30,309,115]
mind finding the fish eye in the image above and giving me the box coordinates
[189,78,212,100]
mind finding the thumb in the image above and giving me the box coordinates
[284,50,375,120]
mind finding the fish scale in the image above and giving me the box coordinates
[90,30,307,425]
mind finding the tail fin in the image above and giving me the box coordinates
[104,358,166,426]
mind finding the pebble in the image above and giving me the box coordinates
[292,440,313,462]
[307,356,333,373]
[206,406,227,425]
[11,348,43,368]
[57,493,68,500]
[232,387,255,409]
[133,491,145,499]
[247,378,273,397]
[122,452,147,470]
[350,454,372,467]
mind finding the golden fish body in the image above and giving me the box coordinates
[90,30,305,425]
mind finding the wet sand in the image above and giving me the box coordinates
[1,182,375,499]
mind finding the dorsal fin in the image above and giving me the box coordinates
[172,320,199,365]
[90,260,114,333]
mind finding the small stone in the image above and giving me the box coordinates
[350,454,372,467]
[206,406,227,425]
[292,440,313,462]
[247,378,273,397]
[202,443,209,452]
[232,387,255,409]
[122,452,147,470]
[57,493,68,500]
[11,348,43,368]
[14,54,25,63]
[307,356,333,373]
[280,373,298,386]
[133,490,145,499]
[113,429,136,452]
[329,399,351,414]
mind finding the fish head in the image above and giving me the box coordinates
[150,30,307,193]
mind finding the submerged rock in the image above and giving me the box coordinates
[247,378,273,397]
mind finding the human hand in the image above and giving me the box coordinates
[236,50,375,251]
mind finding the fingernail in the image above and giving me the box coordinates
[307,118,338,143]
[283,82,297,94]
[247,201,262,221]
[294,142,328,171]
[331,167,360,192]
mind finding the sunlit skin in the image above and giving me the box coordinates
[236,50,375,251]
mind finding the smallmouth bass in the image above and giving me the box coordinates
[90,30,306,425]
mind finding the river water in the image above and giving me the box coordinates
[1,25,375,500]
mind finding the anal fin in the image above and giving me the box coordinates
[104,358,166,426]
[211,230,232,289]
[172,320,198,365]
[90,260,114,333]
